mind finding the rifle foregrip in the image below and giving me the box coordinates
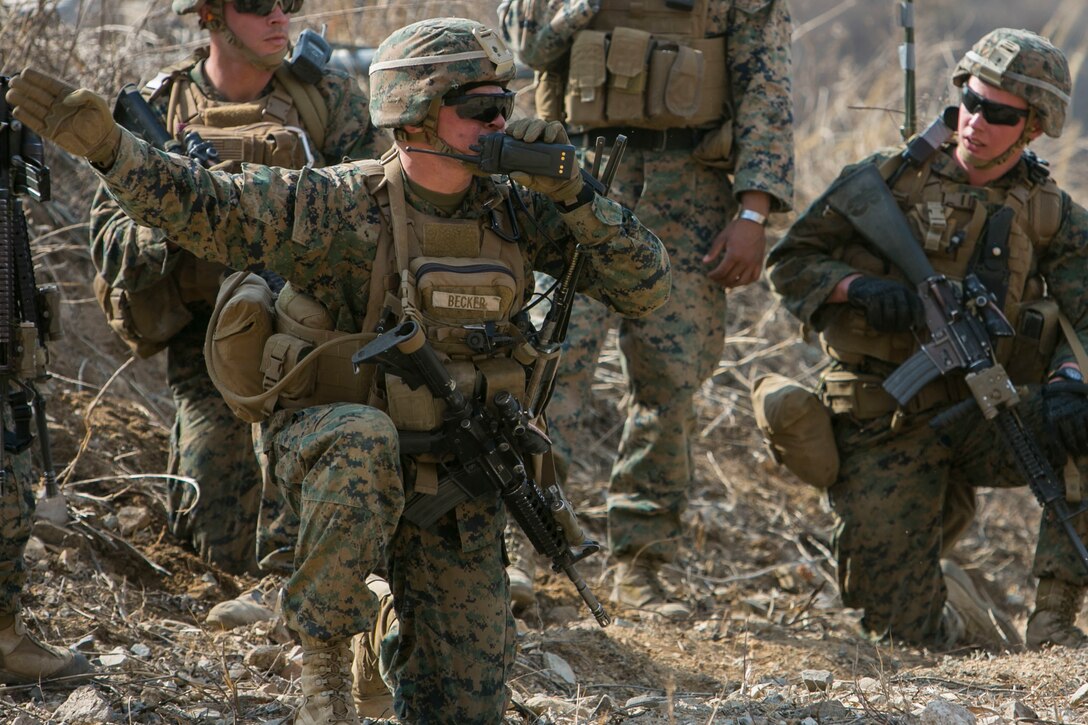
[883,349,941,406]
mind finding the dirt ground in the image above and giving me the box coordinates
[2,0,1087,723]
[3,260,1086,724]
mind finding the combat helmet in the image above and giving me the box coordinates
[952,28,1072,138]
[368,17,515,130]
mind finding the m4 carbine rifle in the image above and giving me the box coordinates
[825,160,1088,574]
[0,75,65,523]
[113,84,220,167]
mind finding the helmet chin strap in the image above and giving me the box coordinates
[203,0,287,72]
[959,107,1036,170]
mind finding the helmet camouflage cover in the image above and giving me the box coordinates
[368,17,516,129]
[952,28,1072,138]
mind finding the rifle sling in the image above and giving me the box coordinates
[969,205,1015,311]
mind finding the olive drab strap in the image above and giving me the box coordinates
[273,65,328,152]
[1058,312,1088,504]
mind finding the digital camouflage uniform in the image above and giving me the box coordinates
[499,0,794,565]
[0,407,35,617]
[767,30,1088,647]
[89,56,384,575]
[78,31,670,720]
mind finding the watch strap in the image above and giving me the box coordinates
[737,208,767,226]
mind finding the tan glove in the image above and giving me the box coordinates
[7,67,121,168]
[505,118,585,207]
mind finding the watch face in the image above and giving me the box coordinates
[1059,368,1085,383]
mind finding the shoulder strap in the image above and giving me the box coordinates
[273,65,329,152]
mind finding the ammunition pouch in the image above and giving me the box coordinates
[562,29,726,135]
[751,373,839,488]
[1003,297,1060,386]
[819,369,970,420]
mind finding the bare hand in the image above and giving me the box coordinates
[703,218,767,289]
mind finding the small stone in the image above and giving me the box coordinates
[100,647,129,668]
[857,676,881,692]
[246,644,287,672]
[523,694,579,716]
[625,695,667,710]
[130,643,151,658]
[53,685,116,723]
[1070,683,1088,707]
[1005,700,1038,721]
[801,719,818,725]
[117,505,152,535]
[920,699,977,725]
[542,652,576,685]
[801,669,833,692]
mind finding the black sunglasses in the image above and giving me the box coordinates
[961,85,1029,126]
[232,0,303,16]
[443,91,515,124]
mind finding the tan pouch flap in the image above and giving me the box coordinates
[569,30,608,98]
[664,45,703,117]
[606,27,652,92]
[210,273,275,400]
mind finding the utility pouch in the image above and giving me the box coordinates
[821,370,896,419]
[208,272,275,400]
[386,360,476,432]
[1005,297,1060,385]
[751,373,839,488]
[692,123,734,169]
[93,273,193,359]
[646,43,704,122]
[565,31,608,126]
[410,257,517,326]
[605,27,652,122]
[260,333,316,401]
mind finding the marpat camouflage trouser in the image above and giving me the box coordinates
[829,385,1088,645]
[263,402,516,723]
[0,396,34,614]
[547,147,734,564]
[166,314,262,575]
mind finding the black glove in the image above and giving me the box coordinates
[1043,380,1088,456]
[846,276,924,333]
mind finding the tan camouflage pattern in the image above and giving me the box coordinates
[952,28,1072,138]
[502,0,794,563]
[89,57,385,575]
[91,118,668,716]
[0,404,35,615]
[767,144,1088,645]
[369,17,516,128]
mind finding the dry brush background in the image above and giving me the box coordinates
[0,0,1087,723]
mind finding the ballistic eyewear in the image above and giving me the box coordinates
[961,85,1029,126]
[443,90,515,124]
[232,0,303,16]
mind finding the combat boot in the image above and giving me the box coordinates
[611,559,690,621]
[0,611,93,684]
[1026,578,1087,649]
[941,560,1021,650]
[296,636,358,725]
[351,575,396,719]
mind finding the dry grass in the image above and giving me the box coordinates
[4,1,1088,723]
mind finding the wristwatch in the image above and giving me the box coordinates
[1052,366,1085,383]
[737,208,768,226]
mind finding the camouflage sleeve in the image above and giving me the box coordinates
[1038,193,1088,369]
[726,0,795,212]
[88,183,179,291]
[767,157,887,327]
[96,129,380,295]
[316,70,392,162]
[522,190,670,318]
[87,91,181,292]
[497,0,599,70]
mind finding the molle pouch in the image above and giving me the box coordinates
[209,272,275,401]
[1004,297,1060,385]
[605,27,652,122]
[410,257,517,326]
[692,123,734,169]
[386,360,476,432]
[565,31,608,127]
[477,357,528,408]
[751,374,839,489]
[821,370,896,420]
[260,333,316,402]
[646,43,704,123]
[94,274,193,359]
